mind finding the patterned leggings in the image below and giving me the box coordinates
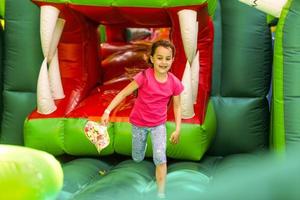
[131,124,167,166]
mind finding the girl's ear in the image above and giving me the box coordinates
[150,56,154,64]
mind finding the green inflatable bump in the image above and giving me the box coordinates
[166,100,216,160]
[144,162,211,200]
[0,145,63,200]
[67,160,155,200]
[58,158,112,199]
[203,149,300,200]
[24,118,65,156]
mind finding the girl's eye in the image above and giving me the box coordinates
[156,57,171,61]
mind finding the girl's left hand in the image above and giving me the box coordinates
[169,131,180,144]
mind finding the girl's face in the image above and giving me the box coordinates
[150,46,174,75]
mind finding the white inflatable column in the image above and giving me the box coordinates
[37,5,60,114]
[178,9,200,116]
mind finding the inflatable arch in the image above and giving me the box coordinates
[2,0,300,199]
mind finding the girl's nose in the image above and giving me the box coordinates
[162,59,168,64]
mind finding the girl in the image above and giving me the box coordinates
[101,39,184,199]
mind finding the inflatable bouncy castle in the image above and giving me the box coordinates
[1,0,300,199]
[23,0,216,161]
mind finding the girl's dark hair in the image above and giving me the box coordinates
[148,40,175,66]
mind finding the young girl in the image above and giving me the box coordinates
[101,40,184,198]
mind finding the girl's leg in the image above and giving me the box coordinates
[132,125,148,162]
[150,124,167,197]
[156,163,167,196]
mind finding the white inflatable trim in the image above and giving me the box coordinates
[180,61,195,119]
[49,50,65,100]
[178,9,198,64]
[239,0,287,18]
[37,58,57,114]
[40,5,60,58]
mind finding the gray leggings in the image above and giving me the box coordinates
[131,124,167,166]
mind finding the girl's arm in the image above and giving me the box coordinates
[101,80,139,125]
[170,95,181,144]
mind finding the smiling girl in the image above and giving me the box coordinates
[101,40,184,198]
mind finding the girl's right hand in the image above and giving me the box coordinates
[101,113,109,126]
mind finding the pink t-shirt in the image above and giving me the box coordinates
[129,68,184,127]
